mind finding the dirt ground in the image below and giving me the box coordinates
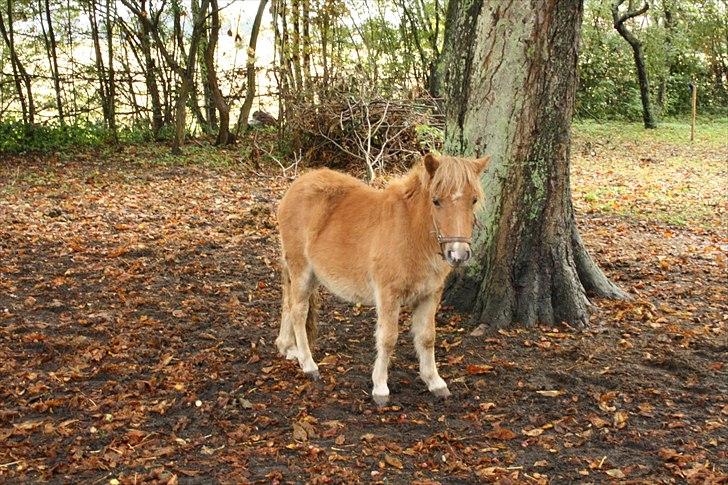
[1,133,726,483]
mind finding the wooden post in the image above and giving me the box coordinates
[690,81,697,141]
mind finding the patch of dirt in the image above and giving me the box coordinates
[0,149,726,483]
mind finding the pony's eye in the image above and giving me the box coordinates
[432,198,441,207]
[472,197,478,205]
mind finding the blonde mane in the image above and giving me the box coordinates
[396,155,485,201]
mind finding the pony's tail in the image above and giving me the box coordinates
[280,259,319,347]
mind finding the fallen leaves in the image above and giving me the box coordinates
[1,144,726,483]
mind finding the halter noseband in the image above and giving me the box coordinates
[431,215,472,259]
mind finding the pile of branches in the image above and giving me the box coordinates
[287,90,444,180]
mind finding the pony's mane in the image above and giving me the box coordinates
[395,156,484,200]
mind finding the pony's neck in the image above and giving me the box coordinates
[392,168,440,258]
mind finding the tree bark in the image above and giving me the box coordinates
[441,0,627,330]
[138,0,164,137]
[204,0,231,145]
[41,0,64,124]
[0,0,34,126]
[88,0,115,135]
[612,1,657,129]
[237,0,269,134]
[105,0,117,140]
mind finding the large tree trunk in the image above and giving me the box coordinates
[612,1,657,129]
[441,0,627,331]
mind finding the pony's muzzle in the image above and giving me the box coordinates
[444,242,471,267]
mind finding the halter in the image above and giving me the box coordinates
[431,215,472,259]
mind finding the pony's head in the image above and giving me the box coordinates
[422,153,490,267]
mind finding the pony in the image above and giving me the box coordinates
[275,153,490,405]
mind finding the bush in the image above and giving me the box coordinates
[0,120,163,154]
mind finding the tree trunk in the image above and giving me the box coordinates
[237,0,268,134]
[105,0,117,141]
[121,0,209,154]
[204,0,231,145]
[88,0,113,132]
[138,0,164,137]
[0,0,34,126]
[42,0,64,123]
[441,0,627,330]
[612,1,657,129]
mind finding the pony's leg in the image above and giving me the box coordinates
[276,261,297,360]
[287,267,320,379]
[411,292,450,398]
[371,292,401,406]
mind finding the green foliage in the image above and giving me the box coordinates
[0,120,161,154]
[415,124,444,152]
[577,0,728,121]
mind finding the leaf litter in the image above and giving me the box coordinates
[0,140,726,483]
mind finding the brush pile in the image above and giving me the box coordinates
[286,91,444,177]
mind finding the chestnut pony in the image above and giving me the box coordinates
[276,153,489,405]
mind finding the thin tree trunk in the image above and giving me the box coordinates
[205,0,231,145]
[612,1,657,129]
[138,0,163,137]
[237,0,268,134]
[88,0,112,131]
[41,0,64,123]
[0,0,34,126]
[441,0,627,330]
[121,0,210,153]
[105,0,117,140]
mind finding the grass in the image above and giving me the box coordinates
[573,117,728,148]
[571,118,727,229]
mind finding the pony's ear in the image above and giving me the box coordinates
[475,155,491,174]
[424,153,440,178]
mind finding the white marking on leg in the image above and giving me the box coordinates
[371,289,400,403]
[411,294,449,396]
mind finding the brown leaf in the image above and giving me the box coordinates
[589,415,610,428]
[466,364,493,375]
[292,422,308,442]
[605,468,625,479]
[384,453,403,469]
[486,427,517,440]
[613,410,629,429]
[522,427,544,437]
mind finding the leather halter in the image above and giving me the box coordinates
[431,215,472,258]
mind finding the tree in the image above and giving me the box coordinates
[203,0,232,145]
[440,0,627,330]
[612,0,657,128]
[0,0,35,126]
[236,0,269,134]
[122,0,210,154]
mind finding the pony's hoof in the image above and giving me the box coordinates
[431,386,451,399]
[372,394,389,407]
[305,370,320,381]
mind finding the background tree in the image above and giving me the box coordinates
[440,0,627,329]
[612,0,657,128]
